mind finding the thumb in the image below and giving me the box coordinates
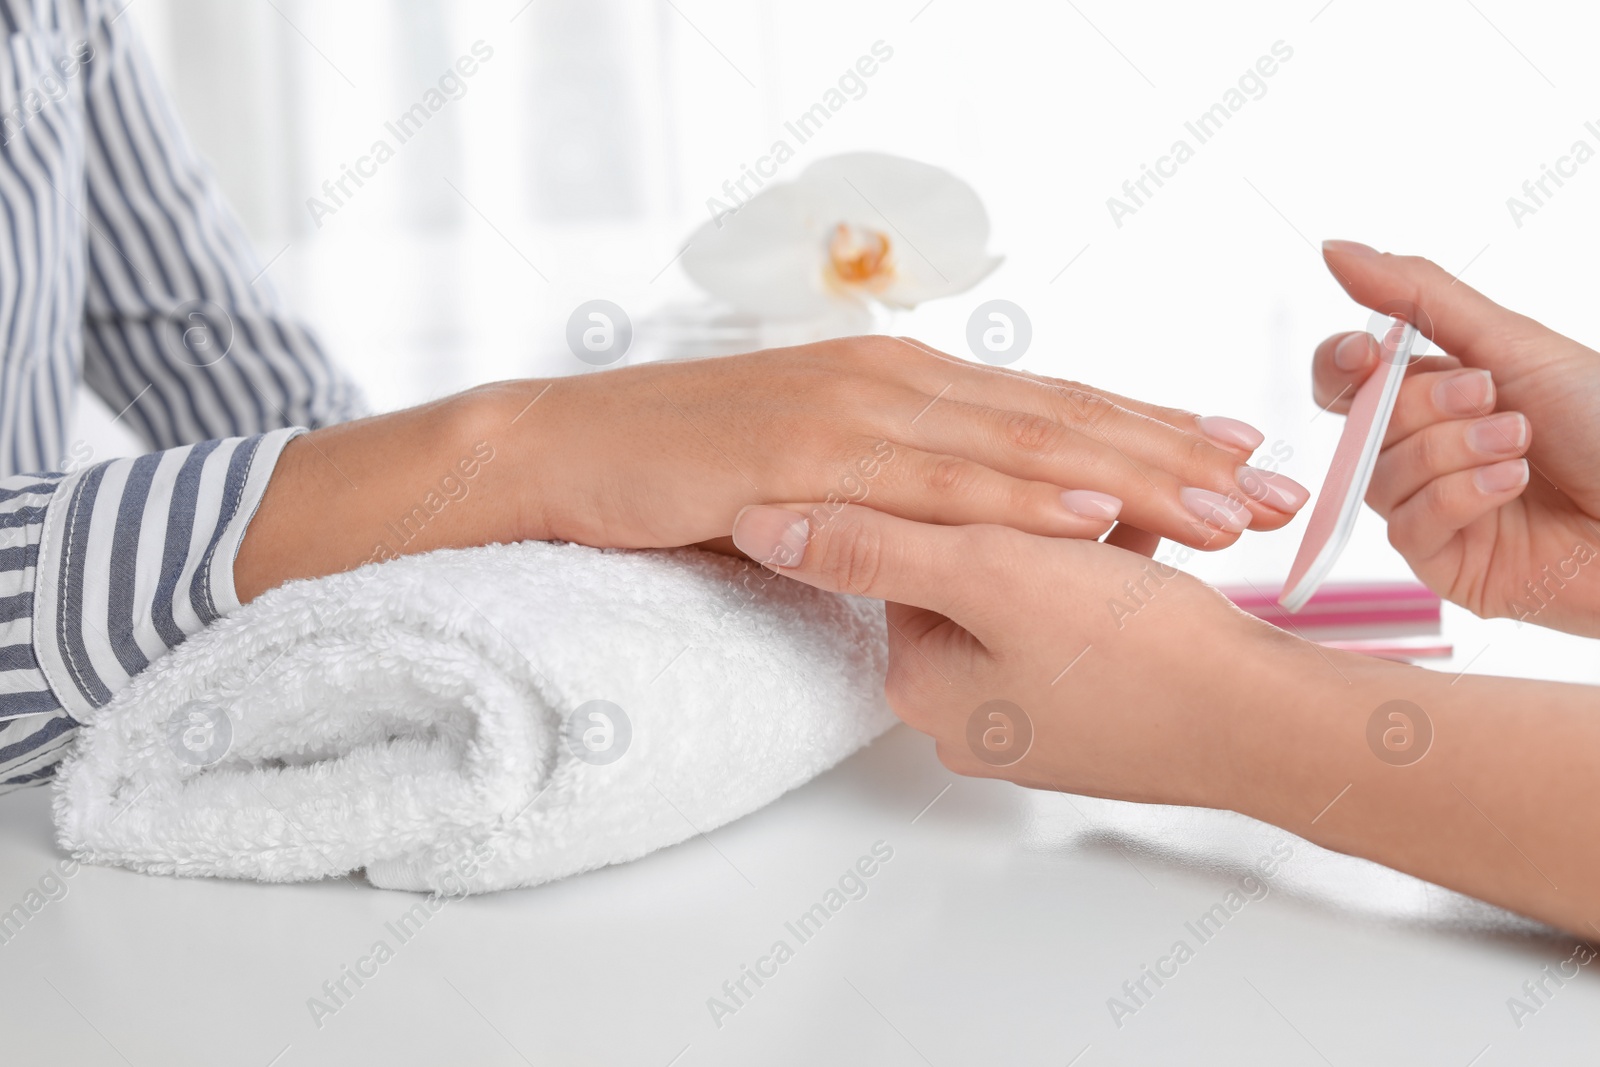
[1320,240,1551,374]
[730,503,1000,639]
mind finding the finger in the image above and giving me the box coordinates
[892,335,1269,457]
[863,445,1123,538]
[1311,330,1464,411]
[1320,241,1555,373]
[1385,459,1530,560]
[729,503,1009,641]
[1368,412,1531,515]
[1104,523,1160,557]
[1379,367,1497,449]
[905,396,1304,543]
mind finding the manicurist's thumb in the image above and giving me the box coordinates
[730,503,993,630]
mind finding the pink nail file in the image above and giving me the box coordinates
[1279,319,1419,613]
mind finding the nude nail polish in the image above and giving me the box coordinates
[1235,466,1310,511]
[1195,416,1265,452]
[1179,487,1252,532]
[1061,489,1122,521]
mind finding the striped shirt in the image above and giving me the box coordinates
[0,0,363,793]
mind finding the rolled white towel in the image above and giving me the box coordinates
[52,541,892,894]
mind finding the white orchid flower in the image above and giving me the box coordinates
[681,153,1002,330]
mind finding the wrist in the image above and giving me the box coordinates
[235,386,532,602]
[1221,641,1434,833]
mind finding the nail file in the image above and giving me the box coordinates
[1279,319,1419,613]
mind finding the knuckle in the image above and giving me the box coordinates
[1002,410,1060,453]
[1412,426,1443,474]
[819,514,885,594]
[1052,383,1107,426]
[926,455,970,493]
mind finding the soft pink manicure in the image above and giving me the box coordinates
[1236,466,1310,511]
[1061,489,1122,521]
[1179,487,1252,532]
[1195,416,1264,452]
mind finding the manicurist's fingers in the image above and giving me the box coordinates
[730,503,1007,641]
[1311,330,1464,413]
[1320,241,1552,376]
[1385,460,1531,560]
[1368,412,1531,516]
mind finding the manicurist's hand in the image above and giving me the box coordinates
[732,501,1600,937]
[1315,241,1600,637]
[236,335,1309,600]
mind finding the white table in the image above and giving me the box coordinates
[2,606,1598,1066]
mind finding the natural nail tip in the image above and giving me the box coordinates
[1061,489,1122,521]
[731,505,810,567]
[1474,459,1530,494]
[1322,239,1380,258]
[1236,466,1310,511]
[1196,415,1265,452]
[1179,487,1252,532]
[1333,333,1372,373]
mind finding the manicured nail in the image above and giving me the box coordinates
[1195,416,1264,452]
[1474,459,1529,494]
[1435,369,1494,417]
[1235,466,1310,511]
[1333,332,1373,373]
[1061,489,1122,521]
[731,505,810,567]
[1179,487,1252,532]
[1322,239,1380,258]
[1466,412,1528,456]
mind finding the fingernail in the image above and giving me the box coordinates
[1322,239,1380,258]
[1061,489,1122,521]
[1467,412,1529,456]
[1179,487,1252,532]
[1435,369,1494,417]
[731,505,810,567]
[1195,416,1264,452]
[1474,459,1529,494]
[1333,332,1373,373]
[1235,466,1310,511]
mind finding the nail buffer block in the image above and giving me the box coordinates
[1279,319,1419,613]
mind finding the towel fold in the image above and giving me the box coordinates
[53,541,892,894]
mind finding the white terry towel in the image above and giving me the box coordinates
[52,541,892,894]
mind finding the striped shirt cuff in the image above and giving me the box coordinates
[3,427,302,727]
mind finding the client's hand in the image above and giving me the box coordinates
[487,335,1306,551]
[1315,241,1600,637]
[238,335,1307,602]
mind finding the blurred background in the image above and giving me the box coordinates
[80,0,1600,669]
